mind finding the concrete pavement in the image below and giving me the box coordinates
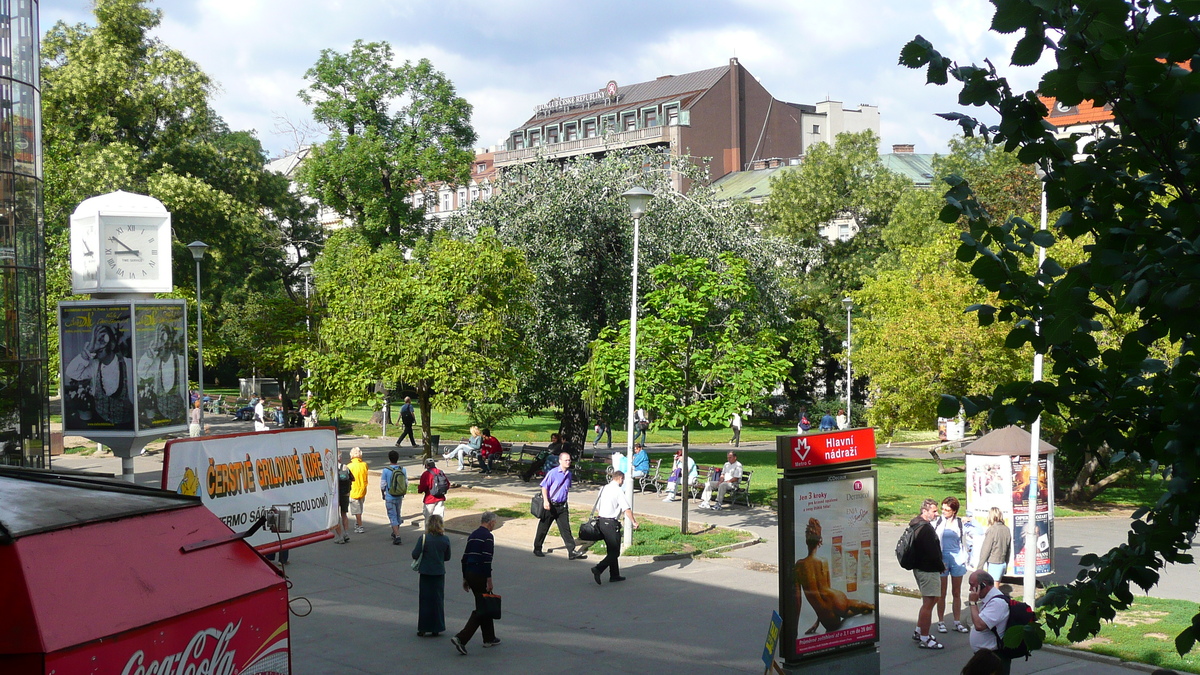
[46,426,1193,673]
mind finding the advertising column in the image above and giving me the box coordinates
[778,429,879,672]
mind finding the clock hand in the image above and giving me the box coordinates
[109,236,137,254]
[81,240,93,256]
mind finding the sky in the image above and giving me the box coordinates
[42,0,1051,161]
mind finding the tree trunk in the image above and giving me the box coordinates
[681,425,690,535]
[1062,449,1135,503]
[560,395,589,453]
[417,379,433,460]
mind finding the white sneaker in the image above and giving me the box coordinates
[662,495,675,502]
[354,526,365,534]
[699,502,710,509]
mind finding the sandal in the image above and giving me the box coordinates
[954,622,970,633]
[911,629,921,642]
[918,637,945,650]
[936,621,948,633]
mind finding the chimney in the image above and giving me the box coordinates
[728,58,743,175]
[892,144,915,153]
[768,158,782,168]
[751,160,768,171]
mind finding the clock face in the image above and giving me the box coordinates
[71,218,99,291]
[103,219,162,284]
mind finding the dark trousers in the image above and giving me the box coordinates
[593,517,622,579]
[533,502,576,552]
[520,453,549,482]
[397,422,416,446]
[455,571,495,646]
[480,454,493,474]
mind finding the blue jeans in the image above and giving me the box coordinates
[986,562,1007,580]
[385,498,403,527]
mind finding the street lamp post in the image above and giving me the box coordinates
[843,297,853,427]
[299,262,312,400]
[621,186,653,550]
[188,241,209,433]
[1024,172,1050,602]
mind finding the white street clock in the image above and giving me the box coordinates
[71,191,172,294]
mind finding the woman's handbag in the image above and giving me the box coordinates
[479,593,502,620]
[410,534,424,571]
[530,494,545,519]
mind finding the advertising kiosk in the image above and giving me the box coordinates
[777,428,879,673]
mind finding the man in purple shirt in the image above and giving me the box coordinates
[533,452,587,560]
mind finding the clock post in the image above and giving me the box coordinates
[61,191,188,482]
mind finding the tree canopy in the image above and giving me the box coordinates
[296,40,476,247]
[902,0,1200,653]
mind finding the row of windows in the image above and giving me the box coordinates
[411,184,493,213]
[511,101,682,150]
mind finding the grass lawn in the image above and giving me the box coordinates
[1042,595,1200,673]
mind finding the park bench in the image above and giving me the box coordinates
[637,458,664,493]
[573,458,612,485]
[505,444,544,476]
[689,466,754,508]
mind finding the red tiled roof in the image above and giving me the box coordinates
[1039,96,1114,127]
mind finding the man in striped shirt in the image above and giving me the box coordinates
[451,511,499,655]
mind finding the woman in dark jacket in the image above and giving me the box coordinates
[413,514,452,636]
[975,507,1013,580]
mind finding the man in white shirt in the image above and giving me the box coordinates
[590,471,639,585]
[729,412,742,447]
[253,397,268,432]
[967,569,1010,674]
[699,451,743,510]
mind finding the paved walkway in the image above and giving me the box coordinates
[47,424,1194,673]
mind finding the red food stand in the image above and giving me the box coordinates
[0,467,290,674]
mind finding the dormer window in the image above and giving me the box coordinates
[546,127,559,144]
[565,124,578,141]
[583,120,597,138]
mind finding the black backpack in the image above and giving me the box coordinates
[337,463,353,495]
[988,594,1039,660]
[401,405,415,424]
[430,468,450,498]
[895,521,923,570]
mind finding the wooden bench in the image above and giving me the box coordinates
[504,444,543,476]
[690,466,754,508]
[573,458,612,485]
[636,458,664,493]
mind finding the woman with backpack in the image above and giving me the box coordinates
[935,496,973,635]
[334,451,353,543]
[412,514,452,637]
[975,507,1013,580]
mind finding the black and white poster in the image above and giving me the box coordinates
[61,304,136,432]
[135,303,188,430]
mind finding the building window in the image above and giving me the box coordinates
[583,119,597,138]
[482,186,492,199]
[457,188,467,206]
[564,124,578,141]
[622,112,636,131]
[666,106,679,125]
[838,223,851,241]
[546,127,559,144]
[529,130,541,147]
[477,162,486,174]
[470,187,479,201]
[812,124,820,134]
[512,135,524,150]
[414,193,424,208]
[644,110,659,127]
[601,115,616,134]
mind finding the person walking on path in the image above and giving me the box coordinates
[533,451,588,559]
[910,498,947,650]
[381,450,406,545]
[633,408,649,446]
[590,470,639,585]
[966,569,1011,674]
[347,447,369,533]
[418,458,448,529]
[592,416,611,449]
[935,496,973,635]
[413,514,452,637]
[253,396,268,432]
[395,396,418,448]
[976,507,1013,580]
[451,511,500,655]
[729,411,742,447]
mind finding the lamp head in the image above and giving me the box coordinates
[187,241,209,261]
[621,186,654,219]
[842,297,853,312]
[298,261,313,275]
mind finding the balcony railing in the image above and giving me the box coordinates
[495,125,671,165]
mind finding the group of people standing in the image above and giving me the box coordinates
[906,497,1015,673]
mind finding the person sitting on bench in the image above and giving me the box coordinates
[699,451,742,510]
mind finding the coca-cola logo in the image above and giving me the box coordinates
[122,620,240,675]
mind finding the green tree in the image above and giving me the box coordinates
[450,148,804,446]
[42,0,321,385]
[761,130,913,407]
[296,41,476,247]
[311,229,532,455]
[579,254,792,532]
[902,0,1200,652]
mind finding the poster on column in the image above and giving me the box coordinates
[162,427,340,548]
[60,303,137,433]
[790,472,878,658]
[964,454,1013,529]
[134,302,189,431]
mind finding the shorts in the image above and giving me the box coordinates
[349,498,364,516]
[385,499,403,527]
[338,497,349,514]
[914,570,942,597]
[941,552,967,577]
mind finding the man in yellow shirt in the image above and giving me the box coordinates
[348,446,369,533]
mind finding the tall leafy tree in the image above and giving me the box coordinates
[902,0,1200,652]
[450,148,804,446]
[311,229,532,455]
[296,41,476,247]
[42,0,320,384]
[579,253,792,532]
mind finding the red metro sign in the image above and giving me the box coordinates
[785,429,876,469]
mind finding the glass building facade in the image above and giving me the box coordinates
[0,0,47,467]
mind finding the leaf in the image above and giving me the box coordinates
[1176,624,1196,656]
[1012,25,1047,66]
[937,394,961,418]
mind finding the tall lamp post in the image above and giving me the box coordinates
[843,297,853,427]
[188,241,209,433]
[299,261,313,400]
[621,186,653,550]
[1024,170,1050,602]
